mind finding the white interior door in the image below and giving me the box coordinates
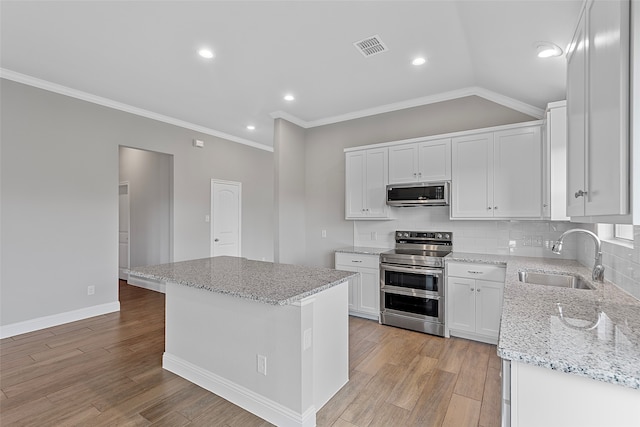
[119,182,130,280]
[211,180,241,257]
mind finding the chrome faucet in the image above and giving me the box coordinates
[551,229,604,282]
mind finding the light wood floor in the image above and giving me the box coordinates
[0,281,501,426]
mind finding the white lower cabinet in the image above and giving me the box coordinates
[335,252,380,320]
[446,262,505,344]
[509,362,640,427]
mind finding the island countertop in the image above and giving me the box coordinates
[129,256,357,306]
[446,252,640,390]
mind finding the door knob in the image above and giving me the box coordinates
[575,190,587,198]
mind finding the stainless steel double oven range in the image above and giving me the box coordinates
[380,231,452,337]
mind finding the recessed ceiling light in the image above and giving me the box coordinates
[246,125,255,131]
[535,42,562,58]
[284,94,295,101]
[412,57,427,66]
[198,48,214,59]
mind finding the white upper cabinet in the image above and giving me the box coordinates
[451,132,494,218]
[451,125,542,219]
[493,126,542,218]
[566,0,630,218]
[345,148,392,220]
[388,138,451,184]
[542,101,569,221]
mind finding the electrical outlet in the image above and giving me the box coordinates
[321,229,327,238]
[303,328,312,350]
[532,235,543,247]
[87,285,95,295]
[257,354,267,375]
[371,231,377,241]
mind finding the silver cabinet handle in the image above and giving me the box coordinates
[494,206,498,210]
[487,207,492,210]
[351,260,362,263]
[470,287,475,291]
[477,288,481,292]
[575,190,587,198]
[214,238,219,242]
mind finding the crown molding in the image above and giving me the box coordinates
[0,68,274,153]
[270,86,545,129]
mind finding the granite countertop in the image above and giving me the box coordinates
[335,246,392,255]
[446,252,640,390]
[129,256,357,306]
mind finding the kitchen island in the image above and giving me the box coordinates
[129,256,357,427]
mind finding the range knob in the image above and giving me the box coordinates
[444,233,450,240]
[435,233,442,239]
[403,232,409,238]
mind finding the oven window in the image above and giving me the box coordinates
[384,293,439,317]
[384,270,439,292]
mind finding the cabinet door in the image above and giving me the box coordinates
[475,279,504,338]
[451,133,493,218]
[345,151,366,219]
[547,104,569,221]
[566,6,587,217]
[418,138,452,181]
[493,126,542,218]
[584,0,629,216]
[388,144,418,183]
[364,148,389,218]
[447,276,476,333]
[358,268,380,317]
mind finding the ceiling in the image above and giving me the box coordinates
[0,1,583,149]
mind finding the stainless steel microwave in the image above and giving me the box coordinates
[386,182,450,207]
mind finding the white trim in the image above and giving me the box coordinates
[344,119,544,152]
[118,181,130,282]
[0,301,120,339]
[0,68,274,153]
[210,179,242,258]
[162,352,316,427]
[127,276,166,294]
[271,87,544,130]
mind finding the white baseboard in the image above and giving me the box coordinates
[127,276,166,293]
[0,301,120,339]
[162,352,316,427]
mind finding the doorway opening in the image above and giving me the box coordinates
[119,146,173,294]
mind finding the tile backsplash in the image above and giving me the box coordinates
[575,224,640,300]
[353,206,580,259]
[353,209,639,301]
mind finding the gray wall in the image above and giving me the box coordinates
[303,95,536,267]
[274,118,307,264]
[119,147,172,267]
[0,79,274,326]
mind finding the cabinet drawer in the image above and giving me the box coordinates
[447,262,506,282]
[335,252,379,270]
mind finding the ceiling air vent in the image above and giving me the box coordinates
[353,35,388,58]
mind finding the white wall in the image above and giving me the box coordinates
[119,147,172,267]
[303,95,538,267]
[274,118,307,264]
[0,79,274,328]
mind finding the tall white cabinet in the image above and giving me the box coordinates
[451,125,542,219]
[566,0,630,218]
[345,148,392,220]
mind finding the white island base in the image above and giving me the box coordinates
[162,280,349,427]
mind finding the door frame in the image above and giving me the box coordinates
[210,179,242,257]
[118,181,130,281]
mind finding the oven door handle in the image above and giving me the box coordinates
[381,286,441,299]
[381,265,443,276]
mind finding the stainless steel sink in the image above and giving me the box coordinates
[517,271,595,290]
